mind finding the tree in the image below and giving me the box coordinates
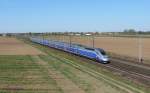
[123,29,136,34]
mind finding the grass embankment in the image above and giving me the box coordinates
[23,38,150,93]
[0,55,62,93]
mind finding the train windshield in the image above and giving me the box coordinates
[97,48,106,55]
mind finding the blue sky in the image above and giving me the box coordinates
[0,0,150,33]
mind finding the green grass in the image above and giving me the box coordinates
[39,55,130,93]
[47,48,150,93]
[39,55,94,93]
[26,39,150,93]
[0,55,62,93]
[18,38,150,93]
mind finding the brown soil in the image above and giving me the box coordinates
[52,36,150,61]
[0,37,45,55]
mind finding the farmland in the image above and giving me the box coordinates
[0,37,44,55]
[0,55,63,93]
[0,37,149,93]
[1,0,150,93]
[45,35,150,63]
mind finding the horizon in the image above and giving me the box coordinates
[0,0,150,33]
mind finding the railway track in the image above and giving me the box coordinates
[104,62,150,86]
[110,58,150,77]
[26,40,150,92]
[39,43,150,87]
[28,38,150,85]
[106,64,150,80]
[45,52,146,93]
[74,55,150,86]
[52,50,150,87]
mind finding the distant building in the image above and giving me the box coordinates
[75,34,81,36]
[85,33,92,36]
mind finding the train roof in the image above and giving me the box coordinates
[34,38,105,52]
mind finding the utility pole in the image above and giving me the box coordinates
[62,33,64,42]
[138,32,143,63]
[29,32,32,38]
[42,33,44,44]
[69,33,72,47]
[48,32,50,44]
[92,33,95,48]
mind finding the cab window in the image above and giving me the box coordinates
[97,48,106,55]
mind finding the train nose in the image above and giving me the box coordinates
[103,58,109,62]
[102,56,109,62]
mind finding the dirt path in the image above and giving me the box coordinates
[32,56,85,93]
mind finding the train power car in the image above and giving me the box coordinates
[30,37,109,63]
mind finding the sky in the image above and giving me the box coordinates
[0,0,150,33]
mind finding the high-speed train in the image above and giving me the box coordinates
[30,37,110,63]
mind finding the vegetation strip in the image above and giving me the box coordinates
[45,52,145,93]
[0,55,62,93]
[32,55,85,93]
[22,38,149,93]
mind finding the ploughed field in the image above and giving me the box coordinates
[0,37,149,93]
[0,37,44,55]
[0,37,135,93]
[46,36,150,62]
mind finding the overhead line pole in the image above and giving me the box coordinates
[69,33,72,47]
[92,33,95,48]
[138,32,143,63]
[42,32,44,44]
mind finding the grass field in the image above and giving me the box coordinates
[0,37,149,93]
[0,37,61,92]
[0,55,62,93]
[45,35,150,62]
[27,38,149,93]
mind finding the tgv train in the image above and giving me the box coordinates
[30,37,109,63]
